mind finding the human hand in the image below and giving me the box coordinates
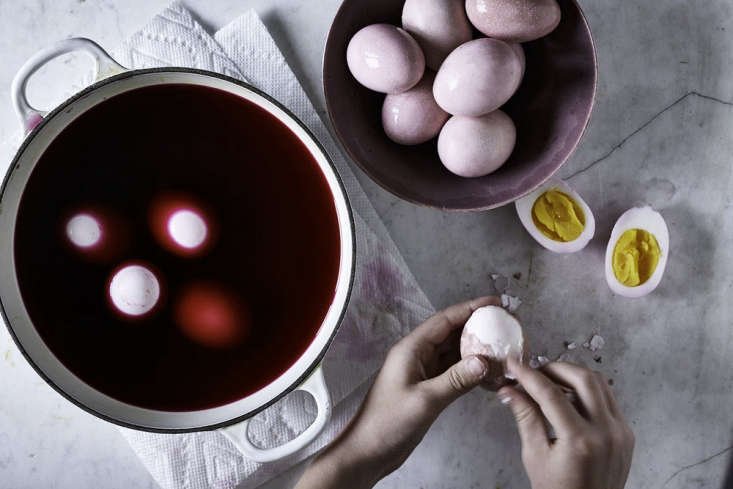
[295,296,499,489]
[499,357,635,489]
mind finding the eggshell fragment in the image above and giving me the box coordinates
[465,0,562,43]
[460,306,527,391]
[437,110,516,178]
[347,24,425,94]
[382,71,450,145]
[605,206,670,299]
[402,0,473,70]
[515,179,596,253]
[433,38,524,116]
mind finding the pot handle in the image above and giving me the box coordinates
[11,37,126,134]
[220,366,332,463]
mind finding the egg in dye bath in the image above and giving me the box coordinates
[511,42,526,80]
[66,213,102,249]
[465,0,562,43]
[108,264,162,318]
[605,206,669,298]
[515,179,595,253]
[433,38,524,117]
[437,110,516,178]
[401,0,473,70]
[149,193,216,257]
[347,24,425,94]
[382,71,450,145]
[460,305,527,391]
[62,208,130,261]
[174,282,250,349]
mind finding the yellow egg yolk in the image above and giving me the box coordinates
[612,229,661,287]
[531,190,586,242]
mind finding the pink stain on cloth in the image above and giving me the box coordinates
[104,4,435,489]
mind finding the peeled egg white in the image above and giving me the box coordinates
[460,305,526,391]
[605,206,670,298]
[515,179,596,253]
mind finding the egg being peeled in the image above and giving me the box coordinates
[402,0,473,71]
[605,206,670,299]
[438,110,516,178]
[433,38,524,116]
[465,0,562,43]
[382,71,450,145]
[515,179,595,253]
[460,305,527,391]
[347,24,425,94]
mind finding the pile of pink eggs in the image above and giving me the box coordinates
[346,0,562,178]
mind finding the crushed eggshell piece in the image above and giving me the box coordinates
[583,334,605,352]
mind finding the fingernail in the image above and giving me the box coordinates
[498,393,512,405]
[468,356,487,378]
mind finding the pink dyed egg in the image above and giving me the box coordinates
[433,38,523,116]
[438,110,516,178]
[382,71,450,145]
[511,42,526,80]
[346,24,425,94]
[402,0,473,71]
[465,0,561,43]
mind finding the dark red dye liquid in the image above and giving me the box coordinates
[14,84,342,411]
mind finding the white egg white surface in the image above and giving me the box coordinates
[515,179,596,253]
[605,206,670,298]
[460,305,524,360]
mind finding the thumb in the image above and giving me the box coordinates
[498,386,550,450]
[421,355,488,407]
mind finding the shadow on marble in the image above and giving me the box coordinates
[724,438,733,488]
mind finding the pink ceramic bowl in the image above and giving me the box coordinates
[323,0,597,211]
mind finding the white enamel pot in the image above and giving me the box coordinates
[0,38,355,463]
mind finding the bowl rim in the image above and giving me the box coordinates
[322,0,598,212]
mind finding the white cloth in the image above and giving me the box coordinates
[107,3,434,489]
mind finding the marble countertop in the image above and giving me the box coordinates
[1,0,732,488]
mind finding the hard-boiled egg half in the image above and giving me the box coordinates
[605,206,669,298]
[515,179,595,253]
